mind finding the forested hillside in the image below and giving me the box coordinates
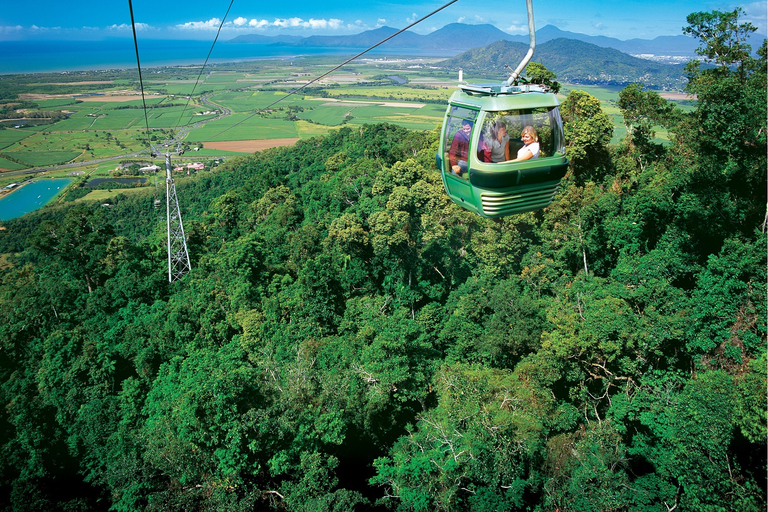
[0,10,766,512]
[443,39,687,89]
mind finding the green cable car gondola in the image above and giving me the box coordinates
[436,0,568,218]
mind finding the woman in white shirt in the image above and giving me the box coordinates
[512,125,540,161]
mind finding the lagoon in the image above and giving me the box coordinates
[0,179,73,221]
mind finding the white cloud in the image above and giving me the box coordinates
[249,19,270,29]
[742,1,768,32]
[109,23,151,32]
[308,18,329,29]
[348,20,370,31]
[233,17,248,27]
[176,18,222,31]
[273,17,303,28]
[269,17,344,30]
[28,25,62,32]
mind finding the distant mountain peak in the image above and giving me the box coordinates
[225,22,707,57]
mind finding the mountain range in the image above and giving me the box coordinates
[227,23,766,90]
[227,23,712,58]
[442,38,688,89]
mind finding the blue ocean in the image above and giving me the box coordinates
[0,39,454,74]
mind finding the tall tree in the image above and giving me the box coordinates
[560,90,614,185]
[683,8,767,234]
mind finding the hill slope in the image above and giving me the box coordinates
[227,22,706,57]
[442,38,688,88]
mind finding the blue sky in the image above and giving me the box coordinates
[1,0,766,41]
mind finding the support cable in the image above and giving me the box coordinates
[201,0,460,144]
[127,0,154,149]
[173,0,236,133]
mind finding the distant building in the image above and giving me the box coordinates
[139,165,161,172]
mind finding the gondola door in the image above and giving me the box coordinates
[438,104,481,215]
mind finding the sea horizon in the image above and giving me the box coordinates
[0,39,456,75]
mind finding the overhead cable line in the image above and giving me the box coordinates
[127,0,153,149]
[173,0,236,133]
[201,0,460,144]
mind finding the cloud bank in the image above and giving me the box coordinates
[176,16,347,33]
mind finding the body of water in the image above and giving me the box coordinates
[0,39,456,74]
[0,179,73,220]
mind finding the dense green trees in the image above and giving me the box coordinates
[0,11,765,511]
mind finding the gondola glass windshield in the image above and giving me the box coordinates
[477,107,565,164]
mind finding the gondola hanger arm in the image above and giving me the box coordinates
[505,0,536,86]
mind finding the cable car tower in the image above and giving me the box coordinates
[160,146,191,282]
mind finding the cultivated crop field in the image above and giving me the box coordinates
[0,56,670,195]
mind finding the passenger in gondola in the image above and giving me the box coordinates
[511,125,540,161]
[488,120,510,163]
[449,119,473,175]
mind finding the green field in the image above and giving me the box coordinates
[5,149,82,167]
[0,157,26,170]
[188,114,299,142]
[0,59,685,175]
[0,131,29,150]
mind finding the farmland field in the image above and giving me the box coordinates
[0,157,26,170]
[0,131,29,150]
[5,150,81,167]
[0,56,664,191]
[188,114,300,141]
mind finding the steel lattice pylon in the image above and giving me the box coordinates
[165,153,191,282]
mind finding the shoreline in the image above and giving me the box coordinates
[0,39,457,75]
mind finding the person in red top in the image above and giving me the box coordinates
[449,119,472,175]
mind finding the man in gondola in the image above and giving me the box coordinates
[449,119,472,176]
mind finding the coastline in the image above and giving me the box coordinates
[0,39,456,75]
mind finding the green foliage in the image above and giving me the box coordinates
[560,90,614,184]
[525,62,560,94]
[445,39,688,89]
[0,15,766,510]
[372,363,552,511]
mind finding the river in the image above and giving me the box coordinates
[0,179,73,221]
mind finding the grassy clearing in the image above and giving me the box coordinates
[0,157,27,170]
[295,120,331,139]
[325,86,451,102]
[192,148,247,157]
[76,186,153,203]
[0,131,30,150]
[188,114,299,141]
[5,150,81,167]
[298,106,352,126]
[36,98,80,108]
